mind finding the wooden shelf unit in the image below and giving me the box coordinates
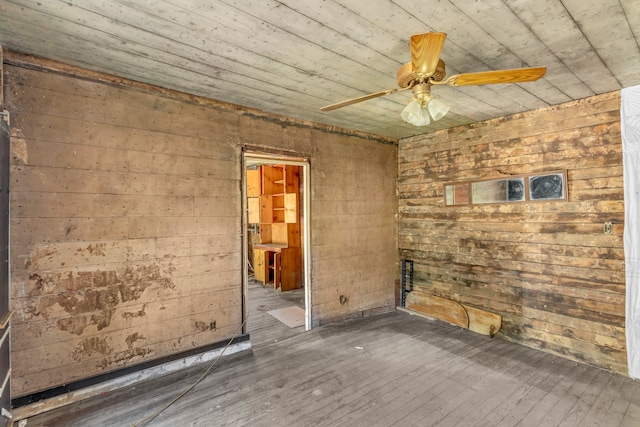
[247,169,261,224]
[250,164,302,291]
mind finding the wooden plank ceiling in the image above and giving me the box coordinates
[0,0,638,139]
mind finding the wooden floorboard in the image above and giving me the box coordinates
[23,290,640,427]
[524,361,599,427]
[245,278,306,347]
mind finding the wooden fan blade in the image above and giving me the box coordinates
[411,32,447,77]
[319,88,398,112]
[436,66,547,86]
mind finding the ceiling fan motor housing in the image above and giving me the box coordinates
[397,60,446,88]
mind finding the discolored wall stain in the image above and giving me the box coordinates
[96,347,153,370]
[25,246,58,270]
[65,224,78,237]
[57,317,88,335]
[29,272,71,294]
[9,127,28,165]
[85,243,107,256]
[72,337,113,362]
[57,287,121,315]
[125,332,146,349]
[27,264,175,335]
[25,322,43,338]
[91,309,115,331]
[122,303,147,320]
[194,320,216,332]
[119,265,174,302]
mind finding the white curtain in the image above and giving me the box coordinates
[622,85,640,378]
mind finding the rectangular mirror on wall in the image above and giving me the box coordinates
[529,172,566,201]
[444,170,566,206]
[471,177,526,204]
[444,183,470,206]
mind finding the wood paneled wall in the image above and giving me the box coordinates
[398,92,626,374]
[4,59,397,397]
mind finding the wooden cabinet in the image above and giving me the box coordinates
[246,169,261,197]
[247,197,260,224]
[279,247,301,291]
[254,249,267,283]
[247,166,298,226]
[284,193,298,223]
[247,169,261,224]
[254,245,300,291]
[251,164,302,290]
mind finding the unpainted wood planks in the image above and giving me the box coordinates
[397,92,625,373]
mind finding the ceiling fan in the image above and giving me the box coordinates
[320,32,547,126]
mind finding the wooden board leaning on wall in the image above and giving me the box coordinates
[402,291,502,337]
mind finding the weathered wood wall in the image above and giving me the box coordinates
[398,92,626,374]
[4,58,397,397]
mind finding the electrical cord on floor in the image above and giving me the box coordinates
[131,314,248,427]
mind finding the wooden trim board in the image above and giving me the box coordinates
[406,291,469,328]
[464,304,502,336]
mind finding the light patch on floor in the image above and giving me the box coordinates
[267,306,305,328]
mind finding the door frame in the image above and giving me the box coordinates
[0,111,12,425]
[241,151,312,331]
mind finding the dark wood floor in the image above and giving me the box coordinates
[24,281,640,426]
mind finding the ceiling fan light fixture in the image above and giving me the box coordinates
[401,82,449,126]
[401,90,448,126]
[427,97,450,121]
[401,98,430,126]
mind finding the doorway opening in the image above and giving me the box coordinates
[242,153,311,344]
